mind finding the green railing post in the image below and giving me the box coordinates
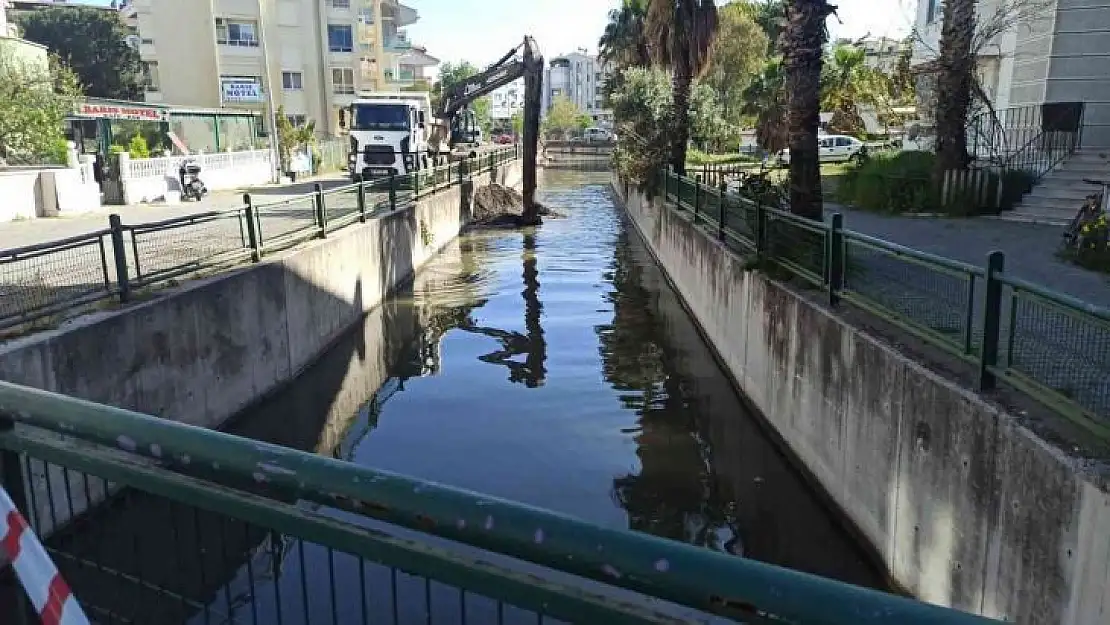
[828,213,844,306]
[108,213,130,303]
[755,192,767,262]
[694,175,702,222]
[356,175,367,222]
[314,182,327,238]
[718,181,727,241]
[389,174,397,211]
[978,250,1005,391]
[243,193,261,262]
[414,169,421,198]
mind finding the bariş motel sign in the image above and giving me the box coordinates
[76,102,169,122]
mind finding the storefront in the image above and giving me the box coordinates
[66,98,263,158]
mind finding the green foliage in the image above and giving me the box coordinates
[835,151,938,213]
[705,2,769,126]
[743,58,787,153]
[543,95,588,138]
[275,105,317,172]
[433,61,492,136]
[741,0,786,54]
[610,66,674,191]
[127,134,150,159]
[686,148,756,165]
[821,45,894,135]
[598,0,651,71]
[511,112,524,136]
[17,6,143,100]
[44,136,69,165]
[0,49,82,164]
[688,81,730,149]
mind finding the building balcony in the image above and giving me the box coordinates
[384,32,411,52]
[383,69,429,90]
[383,1,419,27]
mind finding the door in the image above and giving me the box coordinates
[818,137,835,162]
[835,137,854,161]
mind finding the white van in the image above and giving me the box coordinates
[584,127,613,143]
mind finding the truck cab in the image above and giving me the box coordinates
[347,92,437,181]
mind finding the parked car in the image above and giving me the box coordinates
[778,134,866,166]
[494,134,515,145]
[584,127,613,142]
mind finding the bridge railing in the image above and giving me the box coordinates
[0,380,1001,624]
[0,146,520,334]
[661,167,1110,437]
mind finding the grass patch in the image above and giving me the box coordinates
[686,148,759,166]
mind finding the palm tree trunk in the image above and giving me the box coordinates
[672,69,692,176]
[934,0,976,177]
[783,0,833,220]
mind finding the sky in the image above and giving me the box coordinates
[75,0,917,77]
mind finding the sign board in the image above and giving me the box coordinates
[221,78,264,103]
[76,102,169,122]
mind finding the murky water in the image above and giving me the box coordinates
[33,170,883,624]
[233,169,882,583]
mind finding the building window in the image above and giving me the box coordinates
[140,38,154,45]
[286,114,308,127]
[328,25,353,52]
[282,71,303,90]
[215,18,259,47]
[926,0,939,23]
[332,67,355,94]
[358,8,374,24]
[330,0,350,8]
[142,61,160,91]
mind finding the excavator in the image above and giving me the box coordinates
[430,36,544,222]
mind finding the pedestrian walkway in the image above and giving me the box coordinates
[826,203,1110,309]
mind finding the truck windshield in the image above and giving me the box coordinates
[351,104,410,131]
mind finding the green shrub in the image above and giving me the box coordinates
[43,137,69,165]
[127,134,151,159]
[686,147,757,166]
[835,151,938,213]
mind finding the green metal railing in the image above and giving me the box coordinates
[661,167,1110,437]
[0,146,520,333]
[0,380,1002,624]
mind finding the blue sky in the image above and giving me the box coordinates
[77,0,915,76]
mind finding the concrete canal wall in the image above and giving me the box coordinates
[0,161,522,535]
[611,175,1110,625]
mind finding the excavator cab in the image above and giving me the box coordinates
[450,108,482,147]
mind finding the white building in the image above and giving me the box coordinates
[490,78,524,120]
[911,0,1110,148]
[121,0,438,137]
[543,49,611,126]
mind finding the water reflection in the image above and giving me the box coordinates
[458,232,547,387]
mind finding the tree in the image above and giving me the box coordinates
[543,95,588,138]
[742,0,788,55]
[688,81,729,150]
[743,58,788,154]
[609,66,673,188]
[599,0,651,72]
[275,105,316,173]
[782,0,835,219]
[511,112,524,136]
[933,0,977,176]
[432,61,492,136]
[705,2,769,125]
[17,6,143,100]
[0,50,82,164]
[644,0,719,176]
[820,44,892,135]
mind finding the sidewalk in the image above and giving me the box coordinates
[0,173,352,252]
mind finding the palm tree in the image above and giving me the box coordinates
[781,0,835,219]
[821,45,891,136]
[933,0,976,177]
[743,59,788,155]
[598,0,651,72]
[644,0,719,176]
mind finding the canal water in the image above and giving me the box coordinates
[37,170,883,624]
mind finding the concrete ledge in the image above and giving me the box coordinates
[611,174,1110,624]
[0,161,522,534]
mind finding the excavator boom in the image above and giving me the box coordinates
[433,37,544,223]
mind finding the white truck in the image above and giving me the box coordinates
[346,92,444,181]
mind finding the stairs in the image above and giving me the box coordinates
[998,150,1110,225]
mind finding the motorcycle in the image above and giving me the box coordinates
[179,158,208,201]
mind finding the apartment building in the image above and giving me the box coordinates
[122,0,438,137]
[543,49,610,124]
[911,0,1110,147]
[490,78,524,120]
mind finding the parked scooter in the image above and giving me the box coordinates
[179,158,208,201]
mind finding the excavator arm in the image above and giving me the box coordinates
[433,36,544,222]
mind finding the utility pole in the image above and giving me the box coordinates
[257,0,281,183]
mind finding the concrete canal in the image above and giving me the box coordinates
[35,170,884,624]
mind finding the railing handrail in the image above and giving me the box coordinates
[0,379,1002,624]
[0,229,111,260]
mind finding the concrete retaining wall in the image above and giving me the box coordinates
[0,160,522,534]
[612,175,1110,624]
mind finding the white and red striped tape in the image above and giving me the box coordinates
[0,487,90,625]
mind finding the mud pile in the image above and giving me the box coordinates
[470,184,559,227]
